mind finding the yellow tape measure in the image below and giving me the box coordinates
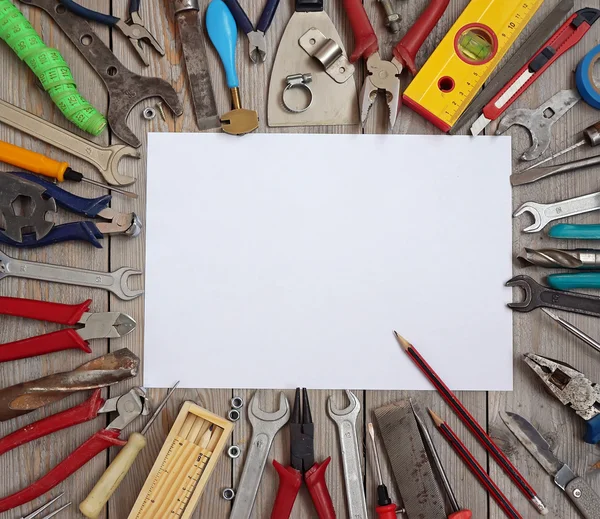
[403,0,544,132]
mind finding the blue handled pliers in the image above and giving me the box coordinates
[59,0,164,66]
[0,172,141,248]
[524,353,600,444]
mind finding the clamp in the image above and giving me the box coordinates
[282,74,313,113]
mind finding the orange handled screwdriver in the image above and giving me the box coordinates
[367,423,398,519]
[0,140,136,199]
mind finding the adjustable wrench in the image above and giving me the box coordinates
[230,391,290,519]
[0,248,143,301]
[513,191,600,233]
[0,99,138,186]
[327,390,368,519]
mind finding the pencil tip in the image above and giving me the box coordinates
[427,408,444,427]
[393,331,411,351]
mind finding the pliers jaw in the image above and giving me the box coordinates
[361,53,401,129]
[247,31,267,63]
[77,311,137,341]
[289,387,315,474]
[115,19,165,67]
[99,386,150,431]
[525,353,600,421]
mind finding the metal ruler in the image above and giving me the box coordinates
[403,0,544,132]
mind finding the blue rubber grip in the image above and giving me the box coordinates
[222,0,254,35]
[576,44,600,109]
[584,415,600,444]
[0,222,104,248]
[549,224,600,240]
[206,0,239,88]
[13,173,111,218]
[257,0,280,33]
[547,272,600,290]
[59,0,119,26]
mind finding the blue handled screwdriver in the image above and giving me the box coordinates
[206,0,259,135]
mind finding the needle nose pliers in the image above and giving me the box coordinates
[271,388,336,519]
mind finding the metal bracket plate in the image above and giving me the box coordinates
[299,28,354,84]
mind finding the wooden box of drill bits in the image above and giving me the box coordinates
[127,401,234,519]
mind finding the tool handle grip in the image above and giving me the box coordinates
[129,0,141,15]
[565,476,600,518]
[376,504,398,519]
[270,461,302,519]
[448,510,473,519]
[343,0,378,62]
[306,457,336,519]
[13,173,111,217]
[584,415,600,444]
[0,328,91,363]
[0,296,91,324]
[59,0,119,26]
[0,141,68,180]
[222,0,254,34]
[0,222,104,249]
[549,224,600,240]
[295,0,322,13]
[206,0,239,88]
[257,0,281,33]
[79,432,147,519]
[0,428,123,513]
[0,390,103,457]
[547,273,600,291]
[392,0,449,75]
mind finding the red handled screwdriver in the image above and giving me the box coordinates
[367,423,398,519]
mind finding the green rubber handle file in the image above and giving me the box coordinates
[0,0,106,135]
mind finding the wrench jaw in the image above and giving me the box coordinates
[506,275,536,312]
[0,249,10,281]
[513,203,544,233]
[105,145,141,187]
[112,268,144,301]
[326,389,360,420]
[248,391,290,428]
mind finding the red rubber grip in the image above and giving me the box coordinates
[305,457,336,519]
[271,461,302,519]
[393,0,449,75]
[376,504,398,519]
[0,428,125,513]
[343,0,378,62]
[449,510,473,519]
[0,390,104,456]
[483,12,593,121]
[0,329,91,363]
[0,297,91,324]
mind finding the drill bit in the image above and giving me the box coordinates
[541,308,600,354]
[518,248,600,269]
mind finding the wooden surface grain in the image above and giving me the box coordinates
[0,0,599,517]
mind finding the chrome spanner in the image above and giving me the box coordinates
[327,390,367,519]
[0,99,138,186]
[514,191,600,233]
[0,248,143,300]
[230,391,290,519]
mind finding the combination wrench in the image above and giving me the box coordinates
[230,391,290,519]
[0,249,143,301]
[0,99,138,186]
[327,390,368,519]
[513,191,600,232]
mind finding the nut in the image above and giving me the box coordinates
[228,409,241,421]
[222,488,235,501]
[143,107,156,120]
[228,445,241,459]
[231,396,244,409]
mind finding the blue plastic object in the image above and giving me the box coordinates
[549,223,600,240]
[206,0,239,88]
[59,0,119,26]
[547,272,600,290]
[0,222,104,248]
[576,44,600,109]
[584,415,600,444]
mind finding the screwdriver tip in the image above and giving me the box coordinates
[540,308,559,320]
[393,331,411,351]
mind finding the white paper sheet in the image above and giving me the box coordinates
[144,133,513,390]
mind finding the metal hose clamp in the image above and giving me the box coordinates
[282,73,313,113]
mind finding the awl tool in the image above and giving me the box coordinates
[511,153,600,187]
[471,8,600,136]
[367,423,397,519]
[19,493,71,519]
[501,411,600,519]
[541,308,600,356]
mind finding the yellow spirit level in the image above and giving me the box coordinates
[403,0,544,132]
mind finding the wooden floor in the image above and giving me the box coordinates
[1,0,600,517]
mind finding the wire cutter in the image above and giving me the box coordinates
[0,387,149,513]
[524,353,600,444]
[343,0,449,128]
[0,172,141,248]
[0,296,136,363]
[271,388,335,519]
[59,0,164,66]
[223,0,280,63]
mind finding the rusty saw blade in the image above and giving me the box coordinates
[174,0,220,131]
[374,400,447,519]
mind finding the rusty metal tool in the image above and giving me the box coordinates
[20,0,183,149]
[174,0,220,131]
[541,308,600,355]
[0,348,139,422]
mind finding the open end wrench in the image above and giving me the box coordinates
[230,391,290,519]
[497,90,581,161]
[20,0,183,149]
[327,390,368,519]
[513,191,600,233]
[0,99,138,186]
[506,274,600,317]
[0,249,143,301]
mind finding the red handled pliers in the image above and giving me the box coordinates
[0,387,149,513]
[271,388,335,519]
[0,297,136,363]
[343,0,449,128]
